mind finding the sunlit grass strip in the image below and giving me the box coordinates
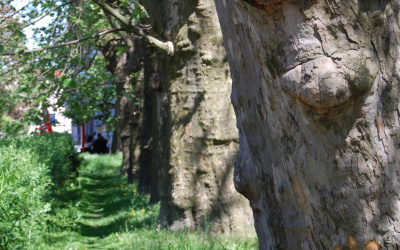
[25,153,258,249]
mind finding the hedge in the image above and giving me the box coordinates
[0,133,81,249]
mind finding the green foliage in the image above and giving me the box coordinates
[60,55,117,124]
[0,145,51,249]
[1,133,81,187]
[62,78,76,88]
[0,114,28,136]
[0,0,147,126]
[0,133,81,249]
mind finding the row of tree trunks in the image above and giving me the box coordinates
[139,0,254,235]
[215,0,400,248]
[101,34,145,183]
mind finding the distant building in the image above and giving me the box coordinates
[70,114,114,153]
[28,105,72,135]
[28,96,114,152]
[47,105,72,134]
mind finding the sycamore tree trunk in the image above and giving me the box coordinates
[215,0,400,248]
[138,46,158,201]
[102,35,144,183]
[140,0,254,234]
[110,126,121,153]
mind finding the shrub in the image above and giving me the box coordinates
[0,145,52,248]
[0,133,81,249]
[0,115,28,137]
[0,133,81,188]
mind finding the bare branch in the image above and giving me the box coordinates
[0,28,124,56]
[93,0,174,56]
[53,17,70,44]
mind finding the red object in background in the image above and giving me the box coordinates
[81,123,85,152]
[54,69,64,77]
[40,109,53,133]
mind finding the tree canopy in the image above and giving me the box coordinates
[0,0,168,126]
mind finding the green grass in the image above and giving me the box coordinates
[30,154,258,250]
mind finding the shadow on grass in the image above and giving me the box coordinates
[68,154,157,241]
[38,155,258,249]
[77,217,128,238]
[72,155,131,237]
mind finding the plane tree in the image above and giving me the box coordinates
[215,0,400,248]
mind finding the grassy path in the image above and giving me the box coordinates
[35,154,257,250]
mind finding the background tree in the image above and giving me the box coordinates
[99,32,145,182]
[215,0,400,248]
[0,0,119,125]
[139,0,254,234]
[0,3,31,130]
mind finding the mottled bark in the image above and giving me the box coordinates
[215,0,400,248]
[140,0,254,235]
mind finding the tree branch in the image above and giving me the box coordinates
[93,0,174,56]
[1,1,78,45]
[0,0,38,26]
[0,28,124,56]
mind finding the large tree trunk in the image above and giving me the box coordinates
[140,0,254,235]
[215,0,400,248]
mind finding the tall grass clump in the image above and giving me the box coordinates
[0,133,81,249]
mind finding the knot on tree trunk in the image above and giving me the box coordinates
[243,0,287,12]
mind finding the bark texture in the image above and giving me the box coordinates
[215,0,400,248]
[141,0,254,235]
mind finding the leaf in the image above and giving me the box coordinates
[116,46,128,56]
[0,45,3,53]
[16,29,26,38]
[63,78,76,88]
[33,117,42,125]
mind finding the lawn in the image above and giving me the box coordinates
[31,154,258,250]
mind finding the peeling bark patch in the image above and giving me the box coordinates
[348,235,358,250]
[293,174,306,208]
[365,240,381,250]
[243,0,287,12]
[375,115,384,140]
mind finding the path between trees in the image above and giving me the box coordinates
[41,154,159,249]
[39,154,257,249]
